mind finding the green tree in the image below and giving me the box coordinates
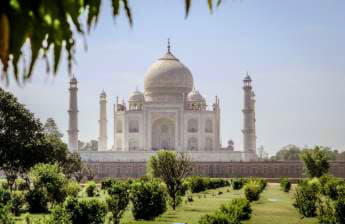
[130,180,167,220]
[0,88,48,189]
[300,146,330,178]
[272,145,301,161]
[106,181,130,224]
[0,0,220,84]
[148,150,192,210]
[44,118,63,139]
[29,163,67,205]
[61,152,82,180]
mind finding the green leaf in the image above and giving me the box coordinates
[208,0,213,13]
[185,0,192,18]
[217,0,222,7]
[112,0,120,16]
[122,0,132,26]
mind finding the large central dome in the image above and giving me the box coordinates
[144,46,194,102]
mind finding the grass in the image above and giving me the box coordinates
[243,183,317,224]
[13,183,319,224]
[121,183,318,224]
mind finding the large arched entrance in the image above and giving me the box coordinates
[151,118,175,150]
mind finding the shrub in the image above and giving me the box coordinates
[307,178,321,193]
[220,198,252,221]
[231,178,244,190]
[293,182,318,217]
[15,179,29,191]
[258,179,267,192]
[47,205,72,224]
[199,211,239,224]
[65,197,107,224]
[25,188,48,213]
[319,175,334,194]
[29,163,68,204]
[280,177,291,192]
[244,182,261,202]
[188,176,207,193]
[130,180,167,220]
[323,178,345,200]
[0,205,15,224]
[208,179,230,189]
[318,198,336,224]
[85,181,97,197]
[65,181,81,197]
[106,182,130,224]
[101,178,117,190]
[0,188,11,205]
[336,184,345,199]
[1,182,9,190]
[10,191,24,216]
[334,198,345,224]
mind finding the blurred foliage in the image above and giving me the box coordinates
[0,0,221,84]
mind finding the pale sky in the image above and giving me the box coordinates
[2,0,345,155]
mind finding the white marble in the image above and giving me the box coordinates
[69,44,258,162]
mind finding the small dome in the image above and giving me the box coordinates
[187,89,205,102]
[244,74,251,81]
[144,46,193,102]
[70,77,77,82]
[100,90,106,97]
[129,90,144,102]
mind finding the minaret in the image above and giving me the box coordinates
[98,90,108,150]
[242,73,257,157]
[68,76,79,152]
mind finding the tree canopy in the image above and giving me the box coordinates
[0,0,221,84]
[0,88,81,187]
[300,146,330,178]
[44,118,63,139]
[271,145,343,161]
[0,87,48,184]
[148,150,192,210]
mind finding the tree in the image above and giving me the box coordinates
[0,88,47,189]
[300,146,330,178]
[106,181,130,224]
[44,134,69,164]
[0,0,220,84]
[43,118,63,139]
[130,180,167,220]
[271,145,301,161]
[61,152,82,179]
[29,163,68,205]
[148,150,192,210]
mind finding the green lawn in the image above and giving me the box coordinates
[14,183,318,224]
[121,183,317,224]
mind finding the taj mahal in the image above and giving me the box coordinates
[67,42,258,163]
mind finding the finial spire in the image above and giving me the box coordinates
[135,86,139,91]
[167,38,171,53]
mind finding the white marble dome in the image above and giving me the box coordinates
[128,90,144,102]
[187,89,205,102]
[144,48,193,102]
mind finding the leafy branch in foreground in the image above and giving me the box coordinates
[0,0,222,84]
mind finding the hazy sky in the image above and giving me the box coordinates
[2,0,345,155]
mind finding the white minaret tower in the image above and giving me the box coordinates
[242,73,257,158]
[98,90,108,150]
[68,76,79,152]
